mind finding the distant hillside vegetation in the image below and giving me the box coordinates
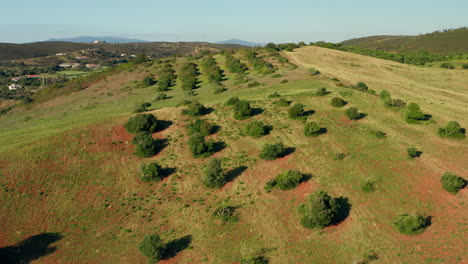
[341,27,468,53]
[0,41,89,60]
[0,41,246,61]
[46,36,149,43]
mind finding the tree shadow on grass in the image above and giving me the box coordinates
[264,125,274,135]
[303,110,316,117]
[162,235,192,260]
[225,166,248,182]
[0,232,63,264]
[155,138,169,155]
[251,108,264,117]
[282,147,296,157]
[318,127,328,135]
[161,167,176,178]
[211,125,222,135]
[212,141,227,154]
[301,173,313,182]
[155,120,173,132]
[332,197,352,225]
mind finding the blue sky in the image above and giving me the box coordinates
[1,0,467,43]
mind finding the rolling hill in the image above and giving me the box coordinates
[0,46,466,263]
[46,36,149,43]
[341,27,468,53]
[0,41,247,61]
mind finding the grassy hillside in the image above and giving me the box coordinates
[0,47,466,264]
[341,27,468,53]
[0,42,89,60]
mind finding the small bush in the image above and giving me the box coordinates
[233,101,253,120]
[440,62,455,69]
[140,162,163,182]
[132,132,159,158]
[334,153,346,160]
[361,180,376,193]
[154,93,167,101]
[462,63,468,69]
[438,121,466,139]
[407,147,422,159]
[241,256,269,264]
[188,133,215,158]
[186,119,214,136]
[354,82,369,92]
[267,92,281,98]
[440,172,466,194]
[379,90,391,102]
[247,81,261,88]
[245,120,267,138]
[225,96,240,106]
[124,114,158,134]
[274,98,291,107]
[202,158,225,188]
[331,97,346,107]
[288,103,305,119]
[134,102,152,113]
[213,204,238,222]
[272,73,282,78]
[404,103,427,123]
[304,122,324,137]
[345,107,361,120]
[142,76,156,87]
[393,213,430,235]
[265,170,305,192]
[315,87,328,96]
[182,101,208,117]
[138,234,166,263]
[299,191,343,229]
[259,142,286,160]
[213,86,226,94]
[385,99,406,108]
[372,130,387,138]
[308,68,320,75]
[280,79,288,84]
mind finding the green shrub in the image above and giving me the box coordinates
[372,130,387,138]
[385,99,406,108]
[265,170,305,192]
[247,81,261,88]
[213,204,238,222]
[132,132,159,158]
[259,142,286,160]
[345,107,361,120]
[331,97,346,107]
[361,180,376,193]
[334,153,346,160]
[213,86,226,94]
[182,101,207,117]
[245,121,267,138]
[407,147,421,159]
[404,103,427,123]
[124,114,158,134]
[154,93,167,101]
[354,82,369,92]
[202,158,225,188]
[186,119,214,136]
[225,96,240,106]
[393,213,430,235]
[188,133,215,158]
[274,98,291,107]
[304,122,323,137]
[272,73,282,78]
[138,234,166,263]
[440,62,455,69]
[299,191,343,229]
[438,121,466,139]
[233,101,253,120]
[462,63,468,69]
[142,76,156,87]
[379,90,392,102]
[315,87,328,96]
[134,102,152,113]
[140,162,163,182]
[280,79,288,84]
[440,172,466,194]
[267,92,281,98]
[308,68,320,75]
[241,256,269,264]
[288,103,305,119]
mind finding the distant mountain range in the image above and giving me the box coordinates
[46,36,149,44]
[216,39,263,47]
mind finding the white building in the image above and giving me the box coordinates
[8,84,22,90]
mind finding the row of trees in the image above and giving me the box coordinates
[178,62,199,91]
[245,50,275,75]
